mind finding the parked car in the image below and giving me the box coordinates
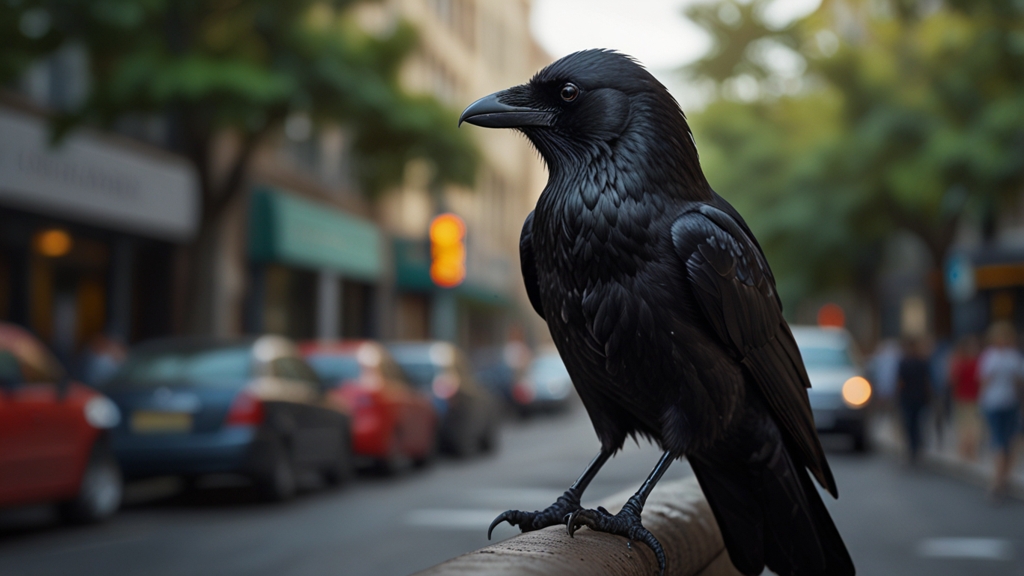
[300,340,437,473]
[0,323,122,523]
[512,349,575,415]
[106,336,353,501]
[791,326,873,452]
[387,342,500,458]
[471,342,536,409]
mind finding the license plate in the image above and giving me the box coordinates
[132,411,193,433]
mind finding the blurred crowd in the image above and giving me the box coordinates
[869,322,1023,499]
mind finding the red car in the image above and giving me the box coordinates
[300,340,437,473]
[0,323,123,522]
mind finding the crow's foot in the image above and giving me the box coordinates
[566,495,665,576]
[488,490,582,538]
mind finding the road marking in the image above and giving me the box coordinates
[405,509,504,530]
[917,538,1013,560]
[470,487,564,506]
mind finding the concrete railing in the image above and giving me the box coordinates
[413,477,742,576]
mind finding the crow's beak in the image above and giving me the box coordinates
[459,90,553,129]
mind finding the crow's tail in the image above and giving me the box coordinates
[690,417,854,576]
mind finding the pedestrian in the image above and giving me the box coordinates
[949,333,982,461]
[868,338,901,411]
[977,321,1022,499]
[897,334,932,463]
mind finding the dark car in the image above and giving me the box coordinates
[512,348,575,415]
[471,343,531,407]
[0,323,122,523]
[106,336,353,501]
[300,340,437,473]
[387,342,500,458]
[791,326,873,452]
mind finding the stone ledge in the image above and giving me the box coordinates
[413,477,741,576]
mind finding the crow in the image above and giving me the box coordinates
[459,50,854,576]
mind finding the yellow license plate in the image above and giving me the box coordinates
[132,411,193,433]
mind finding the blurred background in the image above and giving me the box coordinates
[0,0,1022,575]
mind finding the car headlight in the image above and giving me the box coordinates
[841,377,871,409]
[84,396,121,429]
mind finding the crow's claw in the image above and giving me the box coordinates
[487,489,582,539]
[565,495,666,576]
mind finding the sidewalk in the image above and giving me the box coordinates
[871,412,1024,500]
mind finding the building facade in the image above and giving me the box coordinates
[371,0,551,351]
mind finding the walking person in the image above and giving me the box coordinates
[949,333,982,461]
[978,321,1022,499]
[897,334,932,464]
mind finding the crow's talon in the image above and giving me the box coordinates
[487,490,582,539]
[564,497,666,576]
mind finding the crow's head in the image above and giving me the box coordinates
[460,49,702,183]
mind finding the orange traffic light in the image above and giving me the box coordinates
[429,213,466,288]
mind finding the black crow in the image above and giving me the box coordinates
[459,50,854,576]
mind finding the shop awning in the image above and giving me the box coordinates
[249,187,383,282]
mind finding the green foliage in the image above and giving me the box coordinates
[685,0,1024,310]
[0,0,478,199]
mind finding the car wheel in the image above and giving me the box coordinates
[412,435,437,469]
[479,423,498,454]
[852,429,870,453]
[448,425,478,459]
[59,444,123,524]
[323,431,354,487]
[256,438,296,502]
[377,430,412,475]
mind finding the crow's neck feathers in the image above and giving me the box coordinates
[528,93,711,208]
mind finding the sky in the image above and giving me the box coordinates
[529,0,821,107]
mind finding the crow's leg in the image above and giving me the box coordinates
[567,450,673,575]
[488,448,611,538]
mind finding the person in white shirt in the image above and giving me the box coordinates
[977,321,1022,498]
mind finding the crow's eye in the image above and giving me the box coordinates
[560,83,579,102]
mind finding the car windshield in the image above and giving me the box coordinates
[305,354,361,385]
[393,361,437,390]
[800,346,854,369]
[530,355,569,379]
[109,346,252,389]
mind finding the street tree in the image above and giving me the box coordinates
[1,0,479,333]
[685,0,1024,334]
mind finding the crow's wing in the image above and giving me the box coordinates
[671,203,837,496]
[520,211,545,320]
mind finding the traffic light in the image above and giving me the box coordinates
[429,213,466,288]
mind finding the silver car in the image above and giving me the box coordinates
[791,326,873,452]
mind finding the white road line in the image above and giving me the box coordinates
[404,509,504,530]
[916,538,1014,560]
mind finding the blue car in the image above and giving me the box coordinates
[387,342,500,458]
[105,336,353,500]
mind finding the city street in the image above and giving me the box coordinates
[1,404,1022,576]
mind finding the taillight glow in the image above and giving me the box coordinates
[432,374,459,399]
[512,380,534,405]
[226,391,265,426]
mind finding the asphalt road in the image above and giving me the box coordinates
[1,403,1021,576]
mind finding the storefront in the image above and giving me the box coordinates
[393,236,515,350]
[946,248,1024,338]
[0,105,199,366]
[247,187,383,340]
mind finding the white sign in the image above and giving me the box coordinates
[0,107,200,241]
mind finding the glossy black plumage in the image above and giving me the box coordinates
[462,49,854,576]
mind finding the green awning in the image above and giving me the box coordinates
[249,187,382,281]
